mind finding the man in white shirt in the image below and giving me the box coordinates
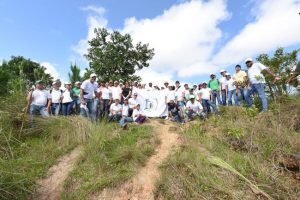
[27,80,52,124]
[111,80,122,102]
[225,73,239,106]
[185,95,205,120]
[132,104,147,123]
[50,81,63,115]
[199,82,219,114]
[128,92,139,117]
[98,81,112,117]
[146,82,155,92]
[109,98,122,121]
[219,69,227,106]
[80,73,98,120]
[174,80,185,118]
[244,58,280,112]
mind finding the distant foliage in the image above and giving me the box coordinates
[0,56,54,95]
[68,63,82,85]
[257,47,300,97]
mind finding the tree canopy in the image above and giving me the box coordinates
[0,56,54,95]
[85,28,155,82]
[256,47,299,96]
[68,63,82,85]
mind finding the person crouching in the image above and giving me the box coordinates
[132,104,146,124]
[109,98,122,121]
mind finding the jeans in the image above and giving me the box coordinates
[101,99,111,117]
[119,116,133,126]
[186,110,206,119]
[211,90,222,105]
[93,98,100,120]
[80,98,96,121]
[221,89,227,106]
[201,99,219,114]
[245,83,267,112]
[228,89,239,106]
[62,102,73,116]
[73,97,80,114]
[109,113,122,121]
[30,104,49,127]
[135,116,146,123]
[51,103,60,116]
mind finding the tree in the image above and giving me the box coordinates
[68,63,82,85]
[85,28,155,82]
[0,56,54,95]
[257,47,299,97]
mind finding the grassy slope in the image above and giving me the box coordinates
[62,124,158,200]
[156,96,300,200]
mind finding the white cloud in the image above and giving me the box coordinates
[212,0,300,66]
[135,68,174,87]
[122,0,230,78]
[41,62,59,80]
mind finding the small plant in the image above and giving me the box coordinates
[224,127,244,139]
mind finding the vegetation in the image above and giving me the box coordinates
[68,63,82,85]
[85,28,155,81]
[155,96,300,200]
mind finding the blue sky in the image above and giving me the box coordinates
[1,0,300,86]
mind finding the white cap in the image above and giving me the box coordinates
[75,81,81,85]
[64,81,71,85]
[225,72,230,76]
[245,57,253,63]
[202,81,207,85]
[220,69,226,73]
[90,73,97,78]
[190,95,195,99]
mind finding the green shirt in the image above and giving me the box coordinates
[72,87,80,96]
[208,79,219,91]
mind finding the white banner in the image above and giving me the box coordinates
[134,89,168,117]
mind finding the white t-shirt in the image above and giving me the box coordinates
[199,88,211,100]
[122,104,130,116]
[219,77,227,90]
[81,80,98,99]
[247,62,267,84]
[129,98,139,109]
[166,90,176,102]
[132,108,144,121]
[110,86,122,100]
[51,89,62,103]
[186,100,203,113]
[99,87,111,100]
[110,103,122,114]
[175,86,185,101]
[226,78,235,91]
[62,90,73,103]
[31,89,51,106]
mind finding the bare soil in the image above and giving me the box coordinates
[95,120,182,200]
[32,146,82,200]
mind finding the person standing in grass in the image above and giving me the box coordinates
[199,82,219,115]
[27,80,52,119]
[111,80,122,103]
[109,98,122,121]
[225,73,239,106]
[50,81,63,116]
[119,98,133,129]
[98,81,112,117]
[219,69,228,106]
[72,81,81,114]
[62,82,74,116]
[232,64,248,104]
[185,95,206,120]
[132,104,147,124]
[208,73,222,105]
[175,80,185,118]
[80,73,98,120]
[244,58,280,112]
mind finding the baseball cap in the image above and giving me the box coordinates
[225,72,230,76]
[245,58,253,63]
[35,80,43,84]
[64,81,71,85]
[75,81,81,85]
[210,73,215,76]
[202,81,207,85]
[90,73,97,78]
[190,95,195,99]
[220,69,226,73]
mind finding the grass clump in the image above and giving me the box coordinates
[62,124,157,199]
[156,96,300,200]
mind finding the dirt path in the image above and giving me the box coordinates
[33,146,82,200]
[96,120,182,200]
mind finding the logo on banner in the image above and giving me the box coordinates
[145,98,158,111]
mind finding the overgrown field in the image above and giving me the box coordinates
[0,95,157,200]
[156,96,300,200]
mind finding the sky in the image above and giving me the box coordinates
[0,0,300,86]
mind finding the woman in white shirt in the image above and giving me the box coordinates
[62,82,74,116]
[132,104,147,124]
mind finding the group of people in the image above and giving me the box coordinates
[27,58,300,127]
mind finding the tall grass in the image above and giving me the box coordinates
[156,95,300,200]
